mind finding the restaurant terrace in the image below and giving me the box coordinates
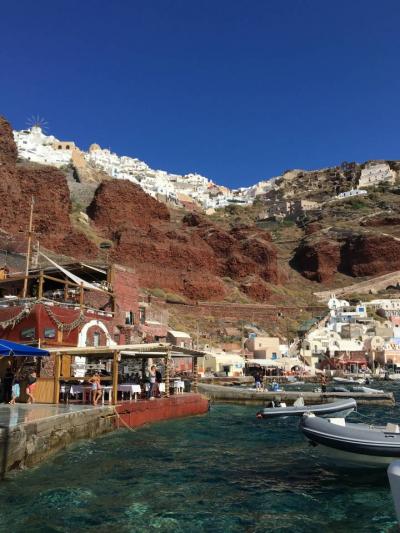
[46,342,205,405]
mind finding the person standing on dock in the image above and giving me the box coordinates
[148,365,157,400]
[9,378,20,405]
[254,371,262,392]
[26,371,37,404]
[3,362,14,403]
[89,372,102,406]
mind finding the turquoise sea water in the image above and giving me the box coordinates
[1,386,400,532]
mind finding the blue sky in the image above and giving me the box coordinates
[1,0,400,188]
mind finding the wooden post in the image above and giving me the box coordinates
[193,356,198,393]
[38,270,44,299]
[64,279,68,301]
[165,352,170,398]
[79,282,84,309]
[112,351,119,405]
[53,352,61,404]
[22,197,35,298]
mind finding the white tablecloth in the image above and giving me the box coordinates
[118,384,141,400]
[173,380,185,393]
[67,384,113,405]
[118,384,141,394]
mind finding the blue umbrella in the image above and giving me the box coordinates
[0,340,49,357]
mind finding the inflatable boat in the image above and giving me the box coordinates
[333,376,366,385]
[301,414,400,466]
[256,397,357,419]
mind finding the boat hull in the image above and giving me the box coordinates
[258,398,357,419]
[301,416,400,467]
[310,443,396,467]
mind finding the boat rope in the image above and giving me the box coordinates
[115,410,137,433]
[352,410,376,428]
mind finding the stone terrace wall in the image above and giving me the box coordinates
[167,302,325,322]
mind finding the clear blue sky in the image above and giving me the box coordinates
[1,0,400,188]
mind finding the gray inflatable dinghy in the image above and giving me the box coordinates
[256,397,356,419]
[301,414,400,465]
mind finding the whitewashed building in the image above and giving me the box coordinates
[358,163,396,187]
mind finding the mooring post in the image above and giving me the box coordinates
[112,351,119,405]
[53,351,61,404]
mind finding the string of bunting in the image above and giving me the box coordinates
[0,303,34,330]
[44,304,86,333]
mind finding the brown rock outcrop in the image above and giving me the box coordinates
[293,231,400,282]
[291,239,341,282]
[304,221,323,236]
[87,180,170,233]
[88,179,282,301]
[341,234,400,277]
[361,215,400,227]
[240,278,271,302]
[0,116,17,165]
[0,117,97,258]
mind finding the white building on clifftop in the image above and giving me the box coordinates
[13,126,74,167]
[358,163,396,187]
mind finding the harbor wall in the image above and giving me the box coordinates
[116,394,209,428]
[198,383,395,406]
[1,406,116,472]
[2,394,209,474]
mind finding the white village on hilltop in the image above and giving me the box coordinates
[13,125,397,215]
[13,125,266,211]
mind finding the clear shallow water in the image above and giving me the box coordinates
[1,384,400,533]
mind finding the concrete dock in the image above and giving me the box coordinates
[198,383,395,406]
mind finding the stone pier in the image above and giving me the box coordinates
[0,404,116,473]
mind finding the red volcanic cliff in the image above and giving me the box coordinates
[87,180,170,231]
[0,116,97,259]
[1,115,281,302]
[341,234,400,277]
[291,239,341,283]
[0,117,18,165]
[292,232,400,282]
[88,181,281,301]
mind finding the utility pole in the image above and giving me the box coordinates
[22,197,34,298]
[196,321,200,349]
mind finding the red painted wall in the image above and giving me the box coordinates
[116,393,209,428]
[0,303,112,347]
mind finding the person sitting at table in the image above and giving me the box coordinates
[132,372,141,385]
[89,372,102,406]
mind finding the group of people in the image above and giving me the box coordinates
[84,365,163,405]
[2,362,37,405]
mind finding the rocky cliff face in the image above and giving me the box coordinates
[0,116,98,259]
[0,116,282,302]
[292,231,400,282]
[0,117,17,165]
[87,180,170,231]
[291,239,341,283]
[87,181,281,301]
